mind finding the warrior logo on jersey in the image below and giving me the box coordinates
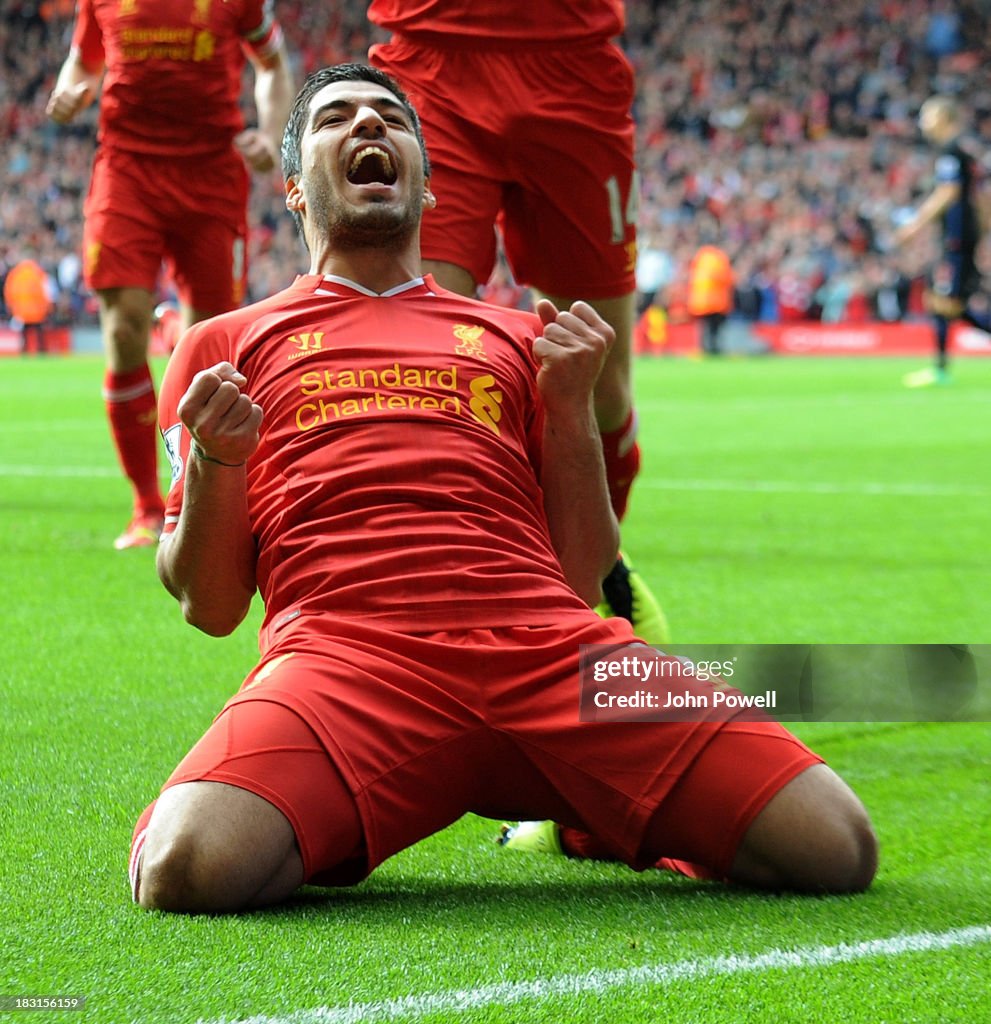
[288,332,324,360]
[453,324,488,361]
[469,374,503,436]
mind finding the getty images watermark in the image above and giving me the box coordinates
[579,646,765,722]
[579,644,990,722]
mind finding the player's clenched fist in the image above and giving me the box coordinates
[176,361,264,467]
[46,82,94,125]
[234,129,278,174]
[532,299,614,415]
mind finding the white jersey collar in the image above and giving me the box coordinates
[315,275,429,298]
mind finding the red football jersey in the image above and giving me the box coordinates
[73,0,282,155]
[367,0,624,46]
[159,275,592,641]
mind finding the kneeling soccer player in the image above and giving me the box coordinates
[129,65,877,913]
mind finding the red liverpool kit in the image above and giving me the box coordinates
[160,274,592,637]
[368,2,638,298]
[367,0,624,46]
[74,0,282,306]
[73,0,282,155]
[151,276,820,885]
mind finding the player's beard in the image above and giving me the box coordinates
[313,181,424,251]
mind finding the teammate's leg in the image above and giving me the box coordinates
[408,41,665,637]
[934,313,951,371]
[535,289,641,513]
[84,148,171,548]
[422,259,477,299]
[99,286,166,549]
[905,280,965,387]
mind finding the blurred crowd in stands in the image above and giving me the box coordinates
[3,0,991,333]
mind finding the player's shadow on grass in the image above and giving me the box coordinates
[252,875,874,925]
[136,875,950,939]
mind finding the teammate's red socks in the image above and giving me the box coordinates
[599,409,641,521]
[103,365,165,519]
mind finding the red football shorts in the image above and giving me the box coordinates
[370,36,639,299]
[83,146,249,313]
[159,617,822,886]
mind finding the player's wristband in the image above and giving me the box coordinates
[190,441,245,468]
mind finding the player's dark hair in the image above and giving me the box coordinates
[281,62,431,237]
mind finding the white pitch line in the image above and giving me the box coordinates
[0,418,102,434]
[203,924,991,1024]
[1,464,985,499]
[635,390,991,414]
[641,478,991,498]
[0,464,120,478]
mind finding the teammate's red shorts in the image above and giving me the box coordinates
[370,36,638,299]
[83,146,249,314]
[159,615,822,886]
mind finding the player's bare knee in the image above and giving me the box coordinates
[822,801,878,894]
[136,831,233,914]
[106,316,148,368]
[137,832,202,913]
[100,291,152,369]
[797,797,878,893]
[735,763,878,893]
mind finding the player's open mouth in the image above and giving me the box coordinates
[346,145,397,185]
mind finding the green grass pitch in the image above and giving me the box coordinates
[1,353,988,1023]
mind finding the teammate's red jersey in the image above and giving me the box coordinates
[72,0,282,156]
[367,0,624,46]
[159,275,593,641]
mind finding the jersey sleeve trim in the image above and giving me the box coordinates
[243,7,283,61]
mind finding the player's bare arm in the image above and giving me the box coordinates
[236,37,294,174]
[894,181,960,246]
[157,362,263,637]
[46,51,102,125]
[534,299,619,607]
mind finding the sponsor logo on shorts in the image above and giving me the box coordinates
[85,242,101,278]
[624,239,638,273]
[244,652,296,690]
